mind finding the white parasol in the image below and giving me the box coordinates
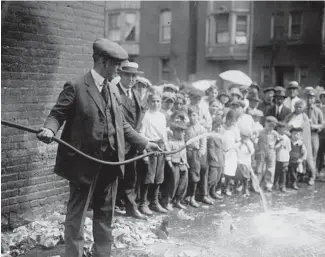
[192,80,216,92]
[219,70,252,87]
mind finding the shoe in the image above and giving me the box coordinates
[174,200,187,210]
[243,190,250,197]
[201,196,214,205]
[224,189,232,196]
[292,184,299,190]
[265,187,272,192]
[126,209,148,220]
[280,187,287,193]
[163,203,174,212]
[139,204,153,216]
[236,185,243,192]
[210,191,224,200]
[150,203,168,213]
[308,180,315,186]
[189,196,200,208]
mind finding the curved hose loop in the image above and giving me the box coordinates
[1,120,214,166]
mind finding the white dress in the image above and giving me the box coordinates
[223,125,240,177]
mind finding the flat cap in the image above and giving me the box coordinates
[162,92,176,102]
[287,81,300,90]
[274,86,286,97]
[265,116,278,124]
[230,99,246,108]
[93,38,128,61]
[290,126,303,133]
[135,76,152,87]
[263,87,275,94]
[163,84,179,92]
[230,87,243,98]
[250,82,260,92]
[319,91,325,98]
[304,87,316,97]
[218,90,230,99]
[170,121,188,131]
[249,109,264,117]
[277,121,287,128]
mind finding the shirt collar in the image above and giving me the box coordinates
[91,69,105,91]
[119,83,131,95]
[292,139,303,146]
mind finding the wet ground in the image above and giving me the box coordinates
[21,179,325,257]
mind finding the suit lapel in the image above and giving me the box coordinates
[85,71,105,116]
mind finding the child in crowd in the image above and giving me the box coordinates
[162,121,189,210]
[274,122,291,192]
[288,127,307,190]
[255,116,279,192]
[161,92,176,125]
[186,106,207,207]
[223,109,241,196]
[250,109,264,144]
[207,117,225,200]
[236,129,255,197]
[139,91,170,215]
[217,90,230,108]
[209,99,224,122]
[173,93,186,112]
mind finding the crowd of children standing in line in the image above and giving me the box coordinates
[125,78,325,216]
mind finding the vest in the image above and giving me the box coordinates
[121,92,138,129]
[289,142,303,163]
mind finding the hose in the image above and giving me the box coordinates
[1,120,214,165]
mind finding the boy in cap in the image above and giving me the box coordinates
[249,82,260,97]
[288,127,307,190]
[186,105,209,207]
[249,109,264,144]
[162,91,176,124]
[305,88,324,175]
[317,91,325,174]
[255,116,280,192]
[207,117,225,200]
[258,87,275,120]
[274,121,291,192]
[283,81,301,111]
[265,86,291,122]
[161,121,189,210]
[139,91,170,215]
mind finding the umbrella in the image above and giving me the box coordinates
[192,80,216,92]
[219,70,252,87]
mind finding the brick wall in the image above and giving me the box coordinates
[1,1,105,219]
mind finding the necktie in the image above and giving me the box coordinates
[101,80,108,104]
[276,106,280,119]
[127,89,132,99]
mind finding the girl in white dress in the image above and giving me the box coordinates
[223,110,241,196]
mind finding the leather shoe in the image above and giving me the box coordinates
[210,191,224,200]
[150,203,168,213]
[127,209,148,220]
[163,203,174,212]
[139,204,153,216]
[174,200,187,210]
[201,196,214,205]
[292,183,299,190]
[189,196,199,208]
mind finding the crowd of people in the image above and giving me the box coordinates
[116,62,325,219]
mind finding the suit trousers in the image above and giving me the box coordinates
[64,152,119,257]
[311,132,319,170]
[117,149,138,213]
[256,151,276,190]
[161,163,188,204]
[198,152,209,197]
[274,161,289,189]
[208,166,223,192]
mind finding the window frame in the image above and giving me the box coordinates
[288,11,303,39]
[159,9,172,43]
[233,13,249,45]
[159,58,171,82]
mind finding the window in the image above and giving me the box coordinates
[160,10,172,42]
[215,13,229,44]
[160,58,171,81]
[261,66,272,84]
[298,66,308,86]
[107,11,139,43]
[289,11,303,38]
[235,15,248,44]
[108,13,121,42]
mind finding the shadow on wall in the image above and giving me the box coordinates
[1,1,63,224]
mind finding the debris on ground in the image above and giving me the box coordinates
[176,210,195,221]
[1,211,166,256]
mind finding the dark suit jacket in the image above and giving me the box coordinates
[265,105,291,122]
[44,71,148,186]
[207,134,224,167]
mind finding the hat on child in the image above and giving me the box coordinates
[163,84,179,92]
[249,109,264,117]
[290,127,303,133]
[265,116,278,125]
[229,87,243,98]
[287,81,300,90]
[170,121,187,131]
[250,82,260,92]
[162,92,176,102]
[263,87,276,94]
[218,90,230,99]
[274,86,286,98]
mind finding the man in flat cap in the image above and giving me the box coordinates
[258,87,275,116]
[115,61,148,220]
[265,86,291,123]
[305,88,324,178]
[37,38,161,257]
[283,81,301,111]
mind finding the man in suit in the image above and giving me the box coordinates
[283,81,301,112]
[258,87,275,125]
[116,61,147,220]
[37,38,160,257]
[265,87,291,123]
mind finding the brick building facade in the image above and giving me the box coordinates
[1,1,106,218]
